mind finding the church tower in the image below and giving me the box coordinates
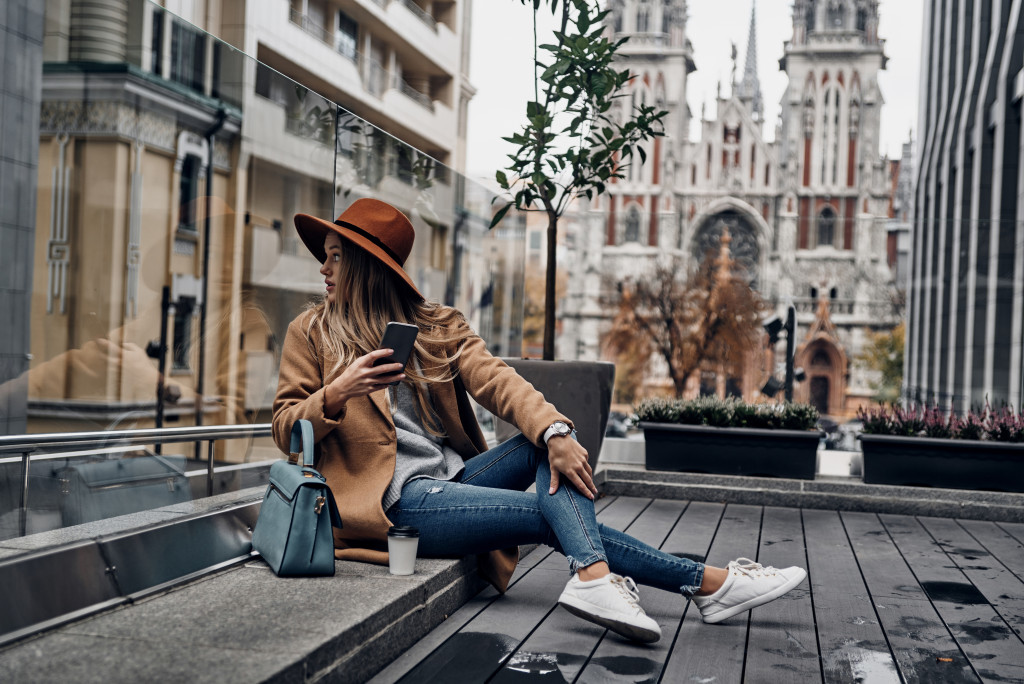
[600,0,694,250]
[560,0,694,361]
[774,0,895,415]
[777,0,888,260]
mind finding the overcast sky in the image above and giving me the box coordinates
[466,0,924,186]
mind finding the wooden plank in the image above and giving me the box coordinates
[802,509,901,683]
[661,504,764,684]
[744,506,822,683]
[881,514,1024,683]
[490,499,688,683]
[918,517,1024,644]
[841,512,978,683]
[660,500,726,561]
[563,501,725,683]
[393,496,651,682]
[959,519,1024,585]
[997,521,1024,546]
[593,496,655,532]
[395,565,569,684]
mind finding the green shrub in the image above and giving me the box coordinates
[634,396,819,431]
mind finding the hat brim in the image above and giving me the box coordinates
[294,213,423,300]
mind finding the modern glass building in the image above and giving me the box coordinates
[905,0,1024,411]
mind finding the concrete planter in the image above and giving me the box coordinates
[860,434,1024,492]
[640,422,820,480]
[493,359,615,472]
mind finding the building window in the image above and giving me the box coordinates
[335,11,358,61]
[700,371,716,397]
[856,8,868,31]
[173,297,197,371]
[151,8,164,75]
[806,1,816,31]
[170,20,206,92]
[624,207,641,243]
[817,207,836,247]
[178,155,202,233]
[827,3,845,27]
[637,2,649,32]
[529,231,542,251]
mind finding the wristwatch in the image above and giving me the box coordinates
[543,420,573,444]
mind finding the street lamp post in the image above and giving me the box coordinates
[784,304,795,402]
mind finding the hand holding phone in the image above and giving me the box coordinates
[373,322,418,384]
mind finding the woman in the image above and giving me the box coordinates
[273,199,807,643]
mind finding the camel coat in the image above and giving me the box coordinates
[271,308,570,592]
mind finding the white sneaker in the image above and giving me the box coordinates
[558,573,662,643]
[692,558,807,624]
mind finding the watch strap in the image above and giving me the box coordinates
[542,422,571,445]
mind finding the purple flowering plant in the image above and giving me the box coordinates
[857,402,1024,443]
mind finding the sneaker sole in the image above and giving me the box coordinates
[699,568,808,624]
[558,595,661,643]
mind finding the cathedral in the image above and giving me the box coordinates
[560,0,901,418]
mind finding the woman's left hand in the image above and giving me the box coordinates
[547,436,597,500]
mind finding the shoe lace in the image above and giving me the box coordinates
[730,558,778,578]
[611,575,643,610]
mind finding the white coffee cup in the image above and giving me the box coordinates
[387,525,420,575]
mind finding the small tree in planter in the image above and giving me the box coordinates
[491,0,666,360]
[857,403,1024,491]
[635,397,821,479]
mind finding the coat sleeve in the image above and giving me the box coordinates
[450,317,571,447]
[271,315,345,454]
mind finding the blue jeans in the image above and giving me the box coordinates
[387,434,706,596]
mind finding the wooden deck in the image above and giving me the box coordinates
[371,496,1024,683]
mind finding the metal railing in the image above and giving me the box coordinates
[400,0,437,30]
[288,8,331,44]
[0,423,274,537]
[398,78,434,111]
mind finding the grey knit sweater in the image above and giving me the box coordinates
[381,381,466,512]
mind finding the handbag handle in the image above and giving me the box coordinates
[289,420,315,467]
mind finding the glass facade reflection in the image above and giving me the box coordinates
[0,0,524,538]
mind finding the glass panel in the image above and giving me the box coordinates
[1,0,525,539]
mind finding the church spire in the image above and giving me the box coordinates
[736,1,763,122]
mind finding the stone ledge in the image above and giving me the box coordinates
[0,553,485,683]
[597,468,1024,523]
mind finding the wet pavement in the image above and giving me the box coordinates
[371,496,1024,683]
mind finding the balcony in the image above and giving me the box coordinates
[399,0,437,31]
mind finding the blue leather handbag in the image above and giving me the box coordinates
[252,420,342,576]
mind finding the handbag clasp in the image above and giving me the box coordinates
[314,496,325,514]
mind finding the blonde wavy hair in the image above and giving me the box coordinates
[306,237,473,434]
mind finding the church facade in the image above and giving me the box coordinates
[560,0,901,418]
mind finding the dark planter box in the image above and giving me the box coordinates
[640,422,820,480]
[860,434,1024,492]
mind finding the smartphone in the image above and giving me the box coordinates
[373,322,418,382]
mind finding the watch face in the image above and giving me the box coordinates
[552,421,571,435]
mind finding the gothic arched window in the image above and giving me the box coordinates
[806,1,817,31]
[637,1,650,32]
[856,8,868,31]
[827,3,846,28]
[624,207,641,243]
[817,206,836,247]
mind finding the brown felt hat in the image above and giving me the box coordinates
[294,198,422,299]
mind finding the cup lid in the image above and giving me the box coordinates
[388,525,419,538]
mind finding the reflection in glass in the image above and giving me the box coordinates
[1,0,525,536]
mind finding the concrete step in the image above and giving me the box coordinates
[597,468,1024,523]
